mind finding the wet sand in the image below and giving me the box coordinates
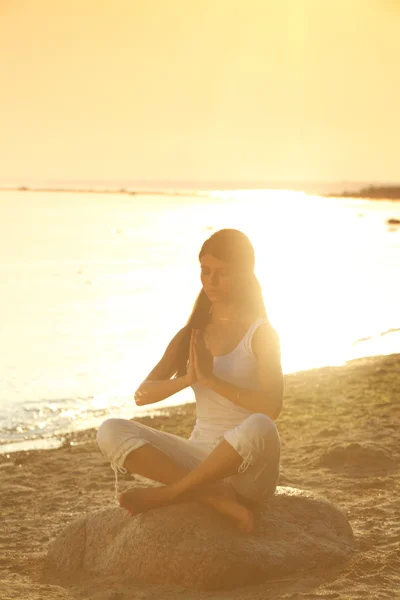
[1,353,399,599]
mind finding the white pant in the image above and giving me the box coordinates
[97,413,280,504]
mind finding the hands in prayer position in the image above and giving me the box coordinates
[186,329,214,385]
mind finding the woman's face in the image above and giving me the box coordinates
[200,254,238,303]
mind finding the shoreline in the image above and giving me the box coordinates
[1,352,399,599]
[1,353,399,457]
[2,348,400,456]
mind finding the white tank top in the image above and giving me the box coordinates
[189,318,269,448]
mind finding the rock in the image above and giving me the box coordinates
[319,442,394,473]
[46,486,353,590]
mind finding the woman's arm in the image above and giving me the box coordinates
[134,328,192,406]
[135,377,190,406]
[198,324,283,419]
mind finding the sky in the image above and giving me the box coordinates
[1,0,400,187]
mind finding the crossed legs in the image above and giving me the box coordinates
[97,414,279,533]
[119,440,255,533]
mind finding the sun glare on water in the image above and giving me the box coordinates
[206,190,399,373]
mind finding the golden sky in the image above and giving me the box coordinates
[1,0,400,186]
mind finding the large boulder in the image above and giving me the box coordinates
[46,486,353,590]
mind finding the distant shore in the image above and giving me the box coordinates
[325,185,400,200]
[0,186,194,196]
[1,183,400,199]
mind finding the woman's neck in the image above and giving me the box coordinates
[210,303,247,324]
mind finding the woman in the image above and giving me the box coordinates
[97,228,283,533]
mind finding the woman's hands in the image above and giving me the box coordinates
[185,329,214,385]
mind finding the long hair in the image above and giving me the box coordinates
[172,228,268,378]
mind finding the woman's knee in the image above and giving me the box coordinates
[96,418,131,458]
[239,414,280,462]
[241,413,279,442]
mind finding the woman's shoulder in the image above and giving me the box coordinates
[251,320,280,355]
[245,315,270,335]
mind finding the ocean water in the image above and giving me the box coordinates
[1,189,399,453]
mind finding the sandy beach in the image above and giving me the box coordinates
[1,353,399,599]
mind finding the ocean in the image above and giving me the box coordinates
[1,188,399,453]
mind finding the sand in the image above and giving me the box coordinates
[1,353,399,599]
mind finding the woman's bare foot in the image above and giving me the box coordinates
[119,485,172,515]
[201,483,255,533]
[119,482,254,533]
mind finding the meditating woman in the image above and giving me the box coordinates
[97,228,283,533]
